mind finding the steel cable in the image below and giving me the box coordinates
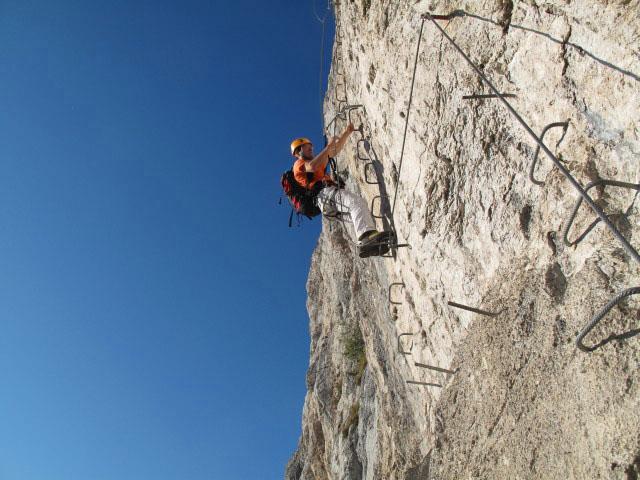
[313,0,333,131]
[391,16,426,219]
[576,287,640,352]
[424,13,640,266]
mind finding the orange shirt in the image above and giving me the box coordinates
[293,158,334,189]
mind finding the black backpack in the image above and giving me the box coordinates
[280,170,323,226]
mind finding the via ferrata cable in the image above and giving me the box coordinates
[391,16,426,219]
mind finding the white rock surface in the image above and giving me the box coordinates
[287,1,640,478]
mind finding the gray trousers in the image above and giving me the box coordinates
[316,186,376,240]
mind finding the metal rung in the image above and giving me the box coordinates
[325,105,363,134]
[576,286,640,352]
[407,380,442,387]
[563,179,640,247]
[530,122,569,186]
[422,13,462,21]
[463,93,517,100]
[447,301,500,317]
[346,105,362,125]
[414,362,457,375]
[335,83,347,103]
[389,282,405,305]
[398,333,413,354]
[379,239,412,258]
[385,237,412,256]
[371,195,389,219]
[385,240,411,256]
[356,138,371,161]
[364,162,379,184]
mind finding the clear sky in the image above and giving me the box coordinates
[0,1,335,478]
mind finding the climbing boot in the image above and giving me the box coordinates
[358,230,393,258]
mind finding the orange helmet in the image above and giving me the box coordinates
[290,138,311,156]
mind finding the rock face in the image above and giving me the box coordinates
[287,1,640,479]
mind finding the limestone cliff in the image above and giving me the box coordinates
[287,1,640,478]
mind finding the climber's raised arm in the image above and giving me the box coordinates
[304,137,335,172]
[327,123,355,158]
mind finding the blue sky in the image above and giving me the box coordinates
[0,1,334,478]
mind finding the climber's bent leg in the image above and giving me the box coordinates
[316,186,376,240]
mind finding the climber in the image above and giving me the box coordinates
[290,123,394,257]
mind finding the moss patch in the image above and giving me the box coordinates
[355,355,368,386]
[342,402,360,438]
